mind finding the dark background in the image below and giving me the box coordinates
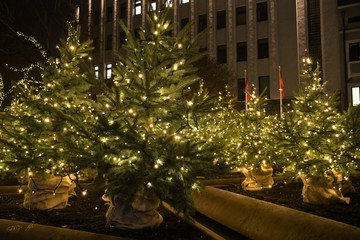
[0,0,79,106]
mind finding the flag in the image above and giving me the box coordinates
[244,70,250,111]
[245,77,250,102]
[279,69,285,98]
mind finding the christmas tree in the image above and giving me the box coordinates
[93,9,228,223]
[0,25,97,186]
[275,59,356,203]
[220,88,278,190]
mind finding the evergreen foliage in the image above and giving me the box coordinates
[274,61,355,183]
[93,9,229,218]
[0,25,98,182]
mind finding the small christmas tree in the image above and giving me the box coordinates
[93,9,228,227]
[276,60,352,204]
[222,88,278,190]
[0,25,97,208]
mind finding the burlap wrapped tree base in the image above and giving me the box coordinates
[241,164,274,191]
[301,173,352,204]
[103,190,163,229]
[23,175,76,210]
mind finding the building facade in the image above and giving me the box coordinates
[79,0,360,110]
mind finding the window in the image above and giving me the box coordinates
[258,38,268,59]
[198,14,207,33]
[107,6,113,22]
[236,6,246,25]
[180,0,189,4]
[237,42,247,61]
[217,10,226,29]
[106,64,112,80]
[75,5,80,23]
[257,2,268,22]
[93,10,100,25]
[352,87,360,106]
[237,78,246,101]
[349,42,360,62]
[259,76,270,99]
[106,34,113,50]
[166,0,173,7]
[150,0,156,11]
[134,0,141,15]
[119,31,126,45]
[93,37,99,52]
[120,3,127,19]
[348,16,360,24]
[217,45,227,64]
[181,18,189,29]
[94,66,99,79]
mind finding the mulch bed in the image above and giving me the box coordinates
[218,176,360,228]
[0,193,212,240]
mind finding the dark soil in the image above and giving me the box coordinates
[219,176,360,228]
[1,176,359,239]
[0,193,212,240]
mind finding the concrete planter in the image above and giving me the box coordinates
[0,219,128,240]
[193,186,360,240]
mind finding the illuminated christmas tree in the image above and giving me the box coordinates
[0,25,98,208]
[275,59,355,204]
[93,9,228,227]
[220,88,278,190]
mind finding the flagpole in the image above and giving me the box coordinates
[279,65,283,119]
[245,69,248,111]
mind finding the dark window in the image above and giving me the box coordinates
[307,0,322,66]
[120,3,127,19]
[198,14,207,33]
[236,6,246,25]
[93,10,100,25]
[217,10,226,29]
[134,28,140,39]
[238,78,246,101]
[349,42,360,62]
[181,18,189,29]
[259,76,270,99]
[257,2,268,22]
[106,35,113,50]
[119,31,126,46]
[348,16,360,24]
[93,37,99,52]
[258,38,268,59]
[217,45,227,64]
[107,6,113,22]
[237,42,247,61]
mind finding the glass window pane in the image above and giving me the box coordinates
[352,87,360,106]
[217,10,226,29]
[236,6,246,25]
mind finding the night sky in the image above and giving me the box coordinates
[0,0,77,105]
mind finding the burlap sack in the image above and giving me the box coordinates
[301,175,350,204]
[103,190,163,229]
[241,164,274,191]
[23,175,76,210]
